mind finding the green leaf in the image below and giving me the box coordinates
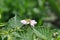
[19,27,33,40]
[8,15,23,28]
[33,26,54,40]
[11,32,21,38]
[32,28,47,40]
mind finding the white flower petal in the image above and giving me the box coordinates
[30,23,34,27]
[20,19,37,27]
[30,20,37,27]
[20,20,27,24]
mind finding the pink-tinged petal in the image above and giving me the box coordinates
[30,20,37,24]
[30,24,34,27]
[20,20,27,24]
[30,20,37,27]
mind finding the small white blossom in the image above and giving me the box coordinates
[20,19,37,27]
[30,20,37,27]
[20,20,27,24]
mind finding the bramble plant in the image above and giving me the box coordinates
[0,0,60,40]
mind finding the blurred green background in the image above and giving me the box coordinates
[0,0,60,40]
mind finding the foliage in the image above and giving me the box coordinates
[0,0,60,40]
